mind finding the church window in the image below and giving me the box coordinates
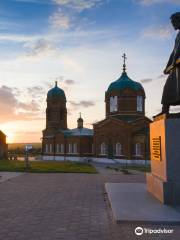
[73,143,78,154]
[92,144,94,153]
[135,143,141,156]
[100,142,106,155]
[56,144,59,153]
[60,144,64,153]
[137,96,143,112]
[68,143,72,153]
[110,96,118,112]
[49,144,52,153]
[115,143,122,156]
[45,144,48,153]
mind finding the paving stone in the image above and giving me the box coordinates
[0,164,179,240]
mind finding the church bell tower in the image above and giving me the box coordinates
[46,81,67,130]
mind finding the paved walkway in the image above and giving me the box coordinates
[0,172,24,183]
[0,165,179,240]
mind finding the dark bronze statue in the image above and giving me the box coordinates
[160,12,180,115]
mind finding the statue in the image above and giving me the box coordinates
[160,12,180,115]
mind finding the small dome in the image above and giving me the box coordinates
[77,113,83,128]
[47,81,66,100]
[106,72,145,95]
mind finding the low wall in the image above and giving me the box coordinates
[41,155,150,165]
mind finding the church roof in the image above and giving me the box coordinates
[112,115,143,123]
[47,81,66,100]
[94,114,151,126]
[106,72,144,95]
[61,127,93,137]
[112,115,152,124]
[0,130,6,137]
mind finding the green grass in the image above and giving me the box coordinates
[0,160,97,173]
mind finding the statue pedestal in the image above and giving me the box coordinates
[147,114,180,205]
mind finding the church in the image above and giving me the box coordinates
[0,130,7,159]
[42,55,151,161]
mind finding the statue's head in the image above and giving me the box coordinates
[170,12,180,30]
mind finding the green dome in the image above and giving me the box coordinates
[47,82,66,100]
[106,72,144,95]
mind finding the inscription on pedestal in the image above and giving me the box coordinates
[152,136,161,161]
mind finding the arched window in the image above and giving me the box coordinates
[68,143,72,153]
[56,144,59,153]
[45,144,48,153]
[115,143,122,156]
[73,143,77,154]
[100,142,106,155]
[60,144,64,153]
[49,144,52,153]
[137,96,143,112]
[135,143,141,156]
[110,96,118,112]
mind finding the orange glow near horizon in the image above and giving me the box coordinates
[6,131,15,144]
[0,121,44,144]
[1,117,87,143]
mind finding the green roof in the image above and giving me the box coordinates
[47,82,66,100]
[106,72,144,94]
[61,128,93,137]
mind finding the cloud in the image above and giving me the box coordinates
[69,100,95,109]
[64,79,75,85]
[140,75,167,84]
[137,0,180,5]
[0,34,38,43]
[12,0,52,4]
[18,100,40,111]
[142,25,172,39]
[140,78,153,83]
[49,10,71,30]
[53,0,102,12]
[49,0,104,31]
[49,76,76,91]
[0,21,20,32]
[24,38,59,57]
[0,85,41,123]
[27,86,45,93]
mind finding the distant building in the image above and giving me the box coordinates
[42,56,151,161]
[93,58,151,160]
[0,131,7,159]
[42,82,93,160]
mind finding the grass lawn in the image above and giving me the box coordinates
[0,160,97,173]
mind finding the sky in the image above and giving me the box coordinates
[0,0,179,143]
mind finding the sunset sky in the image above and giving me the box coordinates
[0,0,179,143]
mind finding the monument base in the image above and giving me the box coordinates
[105,183,180,223]
[146,173,180,205]
[147,114,180,205]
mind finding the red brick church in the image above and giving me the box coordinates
[42,55,151,161]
